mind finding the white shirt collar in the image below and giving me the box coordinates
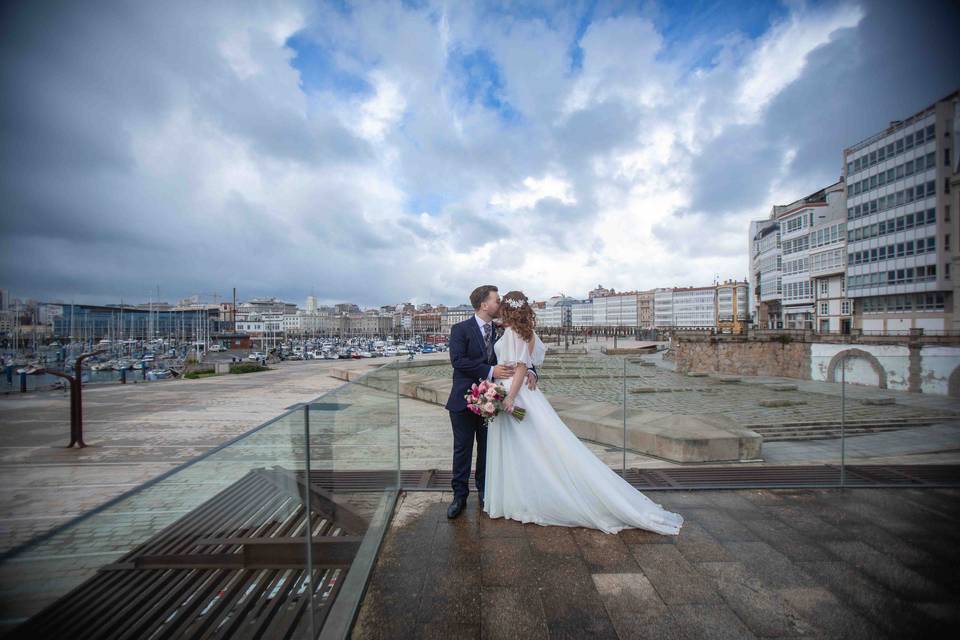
[474,313,491,332]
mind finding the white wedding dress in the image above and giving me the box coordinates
[483,327,684,536]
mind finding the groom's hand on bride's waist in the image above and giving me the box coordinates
[492,364,515,379]
[526,370,538,390]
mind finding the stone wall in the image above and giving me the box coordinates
[674,332,960,397]
[675,337,809,379]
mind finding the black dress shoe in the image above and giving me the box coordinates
[447,496,467,519]
[478,491,484,508]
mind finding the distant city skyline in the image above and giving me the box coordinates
[0,276,749,311]
[2,1,958,308]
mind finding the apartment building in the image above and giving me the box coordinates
[749,218,781,328]
[637,289,655,330]
[653,288,674,328]
[843,90,957,332]
[534,296,574,328]
[590,291,639,327]
[570,299,593,327]
[751,180,850,331]
[716,279,750,333]
[653,283,743,329]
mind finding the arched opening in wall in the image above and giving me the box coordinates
[826,349,887,389]
[948,366,960,399]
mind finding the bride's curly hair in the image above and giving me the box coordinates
[499,291,536,342]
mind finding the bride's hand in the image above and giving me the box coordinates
[502,397,515,413]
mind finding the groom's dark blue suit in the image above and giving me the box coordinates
[445,316,537,500]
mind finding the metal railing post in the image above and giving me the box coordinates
[622,357,627,477]
[840,354,846,489]
[395,363,401,488]
[303,403,317,639]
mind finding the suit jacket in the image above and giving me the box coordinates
[445,317,537,412]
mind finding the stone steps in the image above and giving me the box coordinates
[750,417,954,442]
[744,416,951,429]
[757,426,907,441]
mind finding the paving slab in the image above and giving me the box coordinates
[353,487,960,639]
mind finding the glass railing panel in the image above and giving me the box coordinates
[0,404,311,638]
[0,359,405,639]
[304,360,400,637]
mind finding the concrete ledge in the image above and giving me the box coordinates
[601,345,658,355]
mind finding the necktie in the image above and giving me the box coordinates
[483,322,493,361]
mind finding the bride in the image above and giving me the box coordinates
[483,290,684,536]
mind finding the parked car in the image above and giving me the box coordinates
[247,351,266,361]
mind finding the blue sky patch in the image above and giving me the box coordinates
[285,32,373,98]
[449,46,522,123]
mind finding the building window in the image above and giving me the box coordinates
[819,280,828,296]
[947,234,951,252]
[819,302,828,316]
[841,299,851,315]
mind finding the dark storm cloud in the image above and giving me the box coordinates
[687,0,960,219]
[764,0,960,181]
[687,123,782,214]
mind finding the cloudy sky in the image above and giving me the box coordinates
[1,0,958,309]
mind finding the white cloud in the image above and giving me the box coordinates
[354,71,407,142]
[2,0,956,308]
[489,175,576,211]
[735,2,864,121]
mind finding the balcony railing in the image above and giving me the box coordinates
[1,345,959,637]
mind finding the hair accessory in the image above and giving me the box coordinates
[504,297,525,309]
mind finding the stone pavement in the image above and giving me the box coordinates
[409,354,960,426]
[352,487,960,639]
[336,350,960,465]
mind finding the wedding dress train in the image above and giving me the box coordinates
[483,327,684,535]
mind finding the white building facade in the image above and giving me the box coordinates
[534,296,574,328]
[590,292,639,327]
[570,299,593,327]
[843,91,956,332]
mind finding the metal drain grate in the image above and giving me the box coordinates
[402,465,960,490]
[188,466,959,492]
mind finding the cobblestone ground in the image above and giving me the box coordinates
[412,355,960,425]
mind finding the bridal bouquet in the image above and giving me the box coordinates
[465,380,526,423]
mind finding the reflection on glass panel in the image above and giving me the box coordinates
[0,360,404,639]
[304,361,400,637]
[1,407,314,638]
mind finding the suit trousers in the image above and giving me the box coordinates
[449,407,486,499]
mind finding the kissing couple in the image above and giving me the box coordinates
[444,285,684,536]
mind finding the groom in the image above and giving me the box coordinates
[445,285,539,519]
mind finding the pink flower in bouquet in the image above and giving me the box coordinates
[463,380,527,423]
